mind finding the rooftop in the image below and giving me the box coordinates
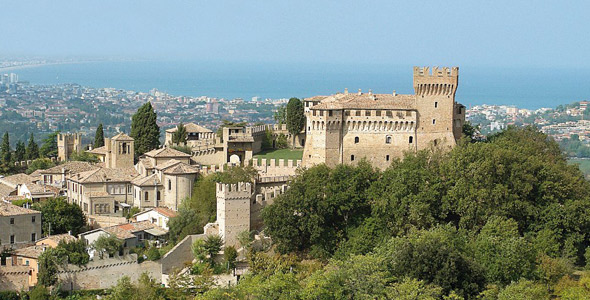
[70,167,139,183]
[39,161,100,175]
[155,159,199,174]
[111,132,134,141]
[36,233,77,245]
[307,93,416,110]
[15,245,46,259]
[134,207,177,218]
[166,122,213,133]
[131,173,161,187]
[0,202,39,216]
[88,146,107,155]
[143,147,191,158]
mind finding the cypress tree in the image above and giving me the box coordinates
[286,97,305,147]
[94,123,105,148]
[130,102,160,157]
[172,122,188,145]
[26,133,39,160]
[14,140,26,162]
[1,132,11,164]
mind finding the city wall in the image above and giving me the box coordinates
[160,234,205,275]
[0,266,29,291]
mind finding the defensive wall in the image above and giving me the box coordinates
[160,234,205,275]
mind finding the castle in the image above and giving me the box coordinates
[303,66,465,169]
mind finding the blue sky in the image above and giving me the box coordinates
[1,1,588,68]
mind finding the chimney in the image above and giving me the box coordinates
[393,90,397,96]
[357,89,362,95]
[344,88,348,95]
[368,89,372,95]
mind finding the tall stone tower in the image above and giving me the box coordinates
[57,133,82,161]
[413,66,463,150]
[303,108,345,166]
[216,182,252,248]
[105,133,134,169]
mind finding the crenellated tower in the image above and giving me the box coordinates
[57,133,82,161]
[216,182,252,248]
[413,66,463,149]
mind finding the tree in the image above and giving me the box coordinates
[171,122,188,145]
[32,197,86,235]
[26,133,39,160]
[39,131,59,158]
[26,158,55,174]
[13,140,25,162]
[94,123,105,148]
[1,132,11,164]
[497,279,550,300]
[92,234,123,259]
[130,102,160,157]
[274,105,287,125]
[37,247,62,286]
[224,246,238,270]
[69,151,99,162]
[286,97,304,147]
[204,235,223,264]
[57,239,90,266]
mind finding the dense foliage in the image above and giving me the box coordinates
[94,123,105,148]
[130,102,161,158]
[171,122,188,145]
[33,197,87,235]
[286,97,304,147]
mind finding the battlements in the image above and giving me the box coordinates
[413,66,459,77]
[216,182,252,198]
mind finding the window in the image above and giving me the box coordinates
[328,110,333,117]
[31,216,35,223]
[386,136,392,144]
[409,136,414,143]
[432,119,436,125]
[365,110,371,116]
[31,233,36,242]
[157,191,161,201]
[354,137,359,144]
[313,110,316,116]
[351,155,355,161]
[10,235,14,244]
[145,192,149,202]
[168,180,172,190]
[10,218,14,225]
[386,111,393,117]
[345,111,350,116]
[319,110,324,117]
[386,155,390,161]
[434,102,438,108]
[25,260,29,266]
[355,110,361,116]
[376,110,381,116]
[406,111,412,117]
[128,185,132,194]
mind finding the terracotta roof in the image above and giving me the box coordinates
[39,161,100,175]
[111,133,134,141]
[131,173,161,187]
[138,157,154,169]
[309,93,417,110]
[15,245,46,259]
[155,160,199,174]
[0,183,16,198]
[102,220,160,240]
[23,183,58,195]
[166,122,212,133]
[0,202,39,216]
[134,207,177,218]
[71,167,139,183]
[36,233,76,245]
[144,147,191,158]
[88,146,107,155]
[0,173,34,186]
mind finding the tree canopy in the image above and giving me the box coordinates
[171,122,188,145]
[32,197,87,235]
[94,123,105,148]
[130,102,160,158]
[286,98,305,147]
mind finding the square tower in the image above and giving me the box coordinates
[57,133,82,161]
[105,133,134,169]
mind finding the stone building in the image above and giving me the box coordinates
[303,66,465,169]
[0,202,42,250]
[57,133,83,162]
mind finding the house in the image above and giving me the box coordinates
[37,161,100,189]
[13,245,46,286]
[80,220,167,255]
[0,173,58,202]
[35,233,77,248]
[133,207,177,231]
[0,202,42,250]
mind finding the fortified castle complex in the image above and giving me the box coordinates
[303,66,465,169]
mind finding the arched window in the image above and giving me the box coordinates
[409,136,414,144]
[145,191,149,201]
[351,155,355,161]
[354,137,359,144]
[386,155,390,161]
[385,136,392,144]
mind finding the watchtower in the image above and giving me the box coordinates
[413,66,461,149]
[57,133,82,161]
[216,182,252,248]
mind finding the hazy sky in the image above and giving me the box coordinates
[1,1,588,67]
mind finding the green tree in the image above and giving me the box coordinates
[26,133,39,160]
[91,234,123,259]
[171,122,188,145]
[1,131,11,164]
[286,97,304,147]
[57,239,90,266]
[168,208,202,243]
[28,285,50,300]
[13,140,25,162]
[130,102,160,157]
[37,247,63,286]
[69,151,100,162]
[274,105,287,125]
[39,131,59,158]
[94,123,105,148]
[224,246,238,270]
[497,279,550,300]
[32,197,87,235]
[204,235,223,264]
[26,158,55,174]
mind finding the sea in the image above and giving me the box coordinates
[7,61,590,109]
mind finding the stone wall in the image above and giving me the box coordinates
[0,266,29,291]
[58,254,161,290]
[160,234,204,275]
